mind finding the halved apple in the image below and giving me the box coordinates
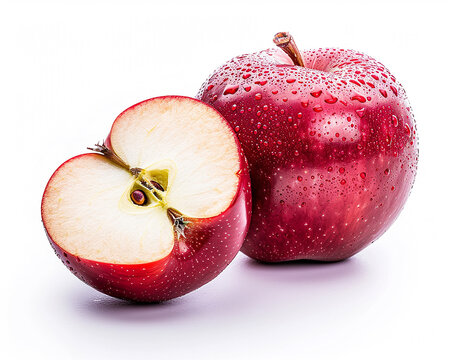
[41,96,251,302]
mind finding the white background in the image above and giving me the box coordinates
[2,0,449,358]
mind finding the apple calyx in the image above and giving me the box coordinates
[88,141,189,238]
[167,208,191,239]
[273,32,305,67]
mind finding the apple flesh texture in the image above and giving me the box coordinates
[42,96,251,302]
[198,48,418,262]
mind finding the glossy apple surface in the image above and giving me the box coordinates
[198,38,418,262]
[42,96,251,301]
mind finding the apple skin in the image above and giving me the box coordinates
[198,47,418,262]
[41,98,252,302]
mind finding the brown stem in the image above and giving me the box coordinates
[88,142,131,171]
[273,32,305,67]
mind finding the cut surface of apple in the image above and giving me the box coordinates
[42,96,243,266]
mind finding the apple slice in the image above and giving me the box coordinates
[42,96,251,302]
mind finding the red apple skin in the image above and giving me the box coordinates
[42,99,252,302]
[198,47,418,262]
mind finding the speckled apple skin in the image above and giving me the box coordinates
[198,48,418,262]
[42,97,252,302]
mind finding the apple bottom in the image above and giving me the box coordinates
[241,155,415,262]
[46,189,249,302]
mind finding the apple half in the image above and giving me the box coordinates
[41,96,251,302]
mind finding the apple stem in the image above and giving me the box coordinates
[88,142,131,170]
[273,32,305,67]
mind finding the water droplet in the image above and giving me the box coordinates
[379,89,387,98]
[356,108,365,117]
[325,96,338,104]
[313,105,323,112]
[286,78,296,83]
[390,85,398,96]
[351,94,366,103]
[297,176,303,181]
[297,112,303,119]
[384,168,390,175]
[223,85,239,95]
[340,179,346,185]
[231,104,237,111]
[255,93,262,100]
[405,124,411,138]
[207,84,214,91]
[310,90,322,98]
[391,115,399,127]
[339,167,345,174]
[360,172,366,179]
[243,74,251,79]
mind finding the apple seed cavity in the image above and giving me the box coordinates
[88,141,188,236]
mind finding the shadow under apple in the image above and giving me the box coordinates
[64,251,381,326]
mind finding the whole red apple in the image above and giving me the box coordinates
[41,96,251,301]
[198,33,418,262]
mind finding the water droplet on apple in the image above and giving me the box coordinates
[356,108,365,117]
[325,96,338,104]
[392,115,399,127]
[390,85,398,96]
[351,94,366,103]
[313,105,323,112]
[223,85,239,95]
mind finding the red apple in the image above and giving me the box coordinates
[41,96,251,302]
[198,32,418,262]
